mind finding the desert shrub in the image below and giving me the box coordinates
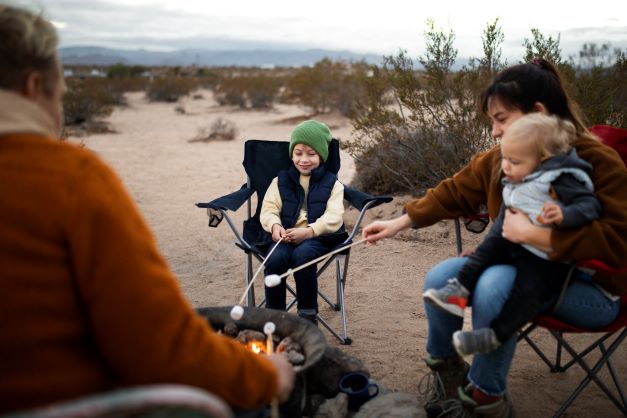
[146,77,197,102]
[523,33,626,128]
[286,59,369,116]
[246,75,281,109]
[189,118,238,142]
[214,75,281,109]
[63,78,116,125]
[107,63,146,79]
[195,68,222,89]
[569,46,626,127]
[214,77,246,107]
[346,20,500,194]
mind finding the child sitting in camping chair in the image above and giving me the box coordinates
[260,120,347,324]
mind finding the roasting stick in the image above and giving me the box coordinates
[264,322,279,418]
[230,237,284,320]
[264,238,367,287]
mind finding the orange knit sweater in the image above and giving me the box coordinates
[404,136,627,294]
[0,91,277,413]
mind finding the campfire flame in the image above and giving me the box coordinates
[246,340,266,354]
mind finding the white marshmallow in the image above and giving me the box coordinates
[264,274,282,288]
[230,305,244,320]
[264,322,276,335]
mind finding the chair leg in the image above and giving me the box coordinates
[554,331,563,371]
[315,255,352,345]
[551,329,627,417]
[601,341,627,410]
[337,255,350,343]
[519,324,561,372]
[245,252,255,307]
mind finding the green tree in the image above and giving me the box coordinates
[523,28,564,66]
[347,20,496,194]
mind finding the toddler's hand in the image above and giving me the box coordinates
[538,202,563,225]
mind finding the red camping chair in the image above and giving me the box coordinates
[455,125,627,417]
[517,263,627,417]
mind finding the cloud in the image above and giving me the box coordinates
[16,0,627,59]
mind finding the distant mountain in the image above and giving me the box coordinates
[59,46,384,67]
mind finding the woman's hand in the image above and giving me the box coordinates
[271,224,286,242]
[503,208,552,252]
[266,353,295,403]
[284,227,314,245]
[502,208,531,243]
[362,214,413,244]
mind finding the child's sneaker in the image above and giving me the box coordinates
[423,278,469,317]
[453,328,501,357]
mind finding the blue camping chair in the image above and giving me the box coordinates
[196,138,391,344]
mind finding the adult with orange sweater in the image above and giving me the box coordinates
[0,5,293,415]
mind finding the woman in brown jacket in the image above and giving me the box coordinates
[362,59,627,417]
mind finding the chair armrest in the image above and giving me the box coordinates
[576,259,627,275]
[343,186,392,242]
[196,184,254,212]
[343,186,392,211]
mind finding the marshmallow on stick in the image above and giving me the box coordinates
[230,237,284,320]
[264,238,367,287]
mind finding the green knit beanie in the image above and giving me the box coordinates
[289,120,332,162]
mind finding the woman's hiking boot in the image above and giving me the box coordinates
[437,384,514,418]
[420,355,470,418]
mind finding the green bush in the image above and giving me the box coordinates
[285,59,369,116]
[214,75,281,109]
[63,78,116,125]
[145,77,197,102]
[346,20,499,194]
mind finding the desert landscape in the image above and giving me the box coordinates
[70,90,625,417]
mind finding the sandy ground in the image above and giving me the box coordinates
[72,90,625,417]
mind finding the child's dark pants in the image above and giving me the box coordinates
[264,239,334,314]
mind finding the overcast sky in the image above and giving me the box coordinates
[7,0,627,61]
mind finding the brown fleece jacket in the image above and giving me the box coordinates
[404,136,627,294]
[0,91,276,413]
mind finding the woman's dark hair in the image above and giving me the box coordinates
[480,58,588,134]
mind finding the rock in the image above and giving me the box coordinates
[313,392,349,418]
[277,336,302,353]
[223,321,238,337]
[353,393,426,418]
[306,346,368,397]
[287,350,305,365]
[304,393,327,417]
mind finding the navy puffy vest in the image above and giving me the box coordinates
[277,165,339,230]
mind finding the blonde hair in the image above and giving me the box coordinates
[0,5,59,94]
[502,113,577,160]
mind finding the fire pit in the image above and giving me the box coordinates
[197,306,326,373]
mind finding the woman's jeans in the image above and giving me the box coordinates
[424,257,620,396]
[264,239,333,314]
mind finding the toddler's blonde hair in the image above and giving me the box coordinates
[503,113,576,160]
